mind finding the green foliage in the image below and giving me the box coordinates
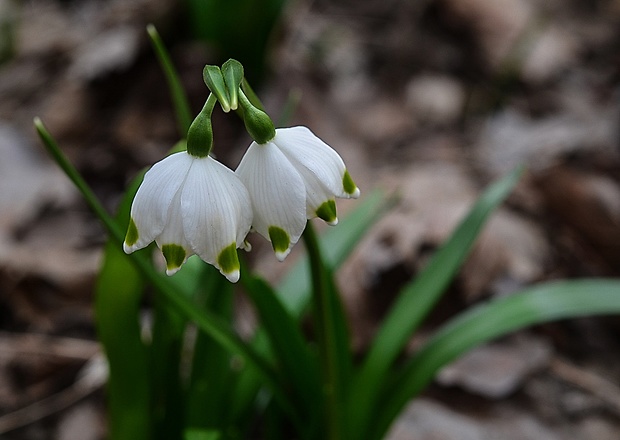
[184,0,288,82]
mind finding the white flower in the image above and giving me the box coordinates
[123,151,252,282]
[235,126,360,261]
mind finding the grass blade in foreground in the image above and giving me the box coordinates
[229,191,388,431]
[347,166,524,439]
[95,176,149,440]
[241,273,320,434]
[369,279,620,439]
[303,223,353,440]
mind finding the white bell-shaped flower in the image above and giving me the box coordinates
[235,126,360,261]
[123,151,252,282]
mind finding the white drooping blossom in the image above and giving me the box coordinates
[235,126,360,261]
[123,151,252,282]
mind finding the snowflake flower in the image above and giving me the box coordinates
[123,151,252,282]
[235,126,360,261]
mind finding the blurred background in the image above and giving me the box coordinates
[0,0,619,438]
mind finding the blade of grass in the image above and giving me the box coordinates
[150,283,189,440]
[347,166,524,439]
[186,263,237,430]
[303,222,353,440]
[34,119,289,415]
[147,24,193,136]
[369,279,620,440]
[277,189,389,313]
[95,175,150,440]
[240,271,322,437]
[227,190,390,429]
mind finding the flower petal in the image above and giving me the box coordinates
[155,186,194,275]
[124,152,193,253]
[181,157,252,281]
[236,141,306,260]
[273,126,351,198]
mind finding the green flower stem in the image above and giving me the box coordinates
[33,118,288,414]
[147,24,193,136]
[302,222,342,440]
[240,78,266,112]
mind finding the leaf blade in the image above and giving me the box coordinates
[348,166,524,439]
[369,279,620,439]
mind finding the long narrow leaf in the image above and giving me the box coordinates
[347,166,524,439]
[277,189,388,313]
[95,176,150,440]
[228,190,389,427]
[186,264,238,431]
[241,273,321,434]
[303,223,352,440]
[369,279,620,439]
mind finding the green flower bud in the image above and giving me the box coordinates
[238,90,276,144]
[186,94,217,158]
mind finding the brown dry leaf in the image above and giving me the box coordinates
[437,335,553,398]
[534,166,620,273]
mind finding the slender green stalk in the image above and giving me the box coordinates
[33,118,289,414]
[147,24,193,136]
[303,223,342,440]
[34,117,125,242]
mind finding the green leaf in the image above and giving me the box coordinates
[186,263,237,430]
[241,273,321,433]
[369,279,620,440]
[228,190,389,430]
[347,166,524,439]
[184,428,223,440]
[303,223,353,440]
[95,175,150,440]
[277,189,389,313]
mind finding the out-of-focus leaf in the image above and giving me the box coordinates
[184,428,223,440]
[228,190,389,427]
[95,175,150,440]
[186,263,237,430]
[242,273,321,433]
[277,189,388,313]
[184,0,288,82]
[303,223,353,439]
[347,166,524,439]
[369,279,620,440]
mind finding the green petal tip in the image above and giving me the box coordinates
[162,244,187,275]
[316,199,338,225]
[217,242,241,282]
[268,226,291,261]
